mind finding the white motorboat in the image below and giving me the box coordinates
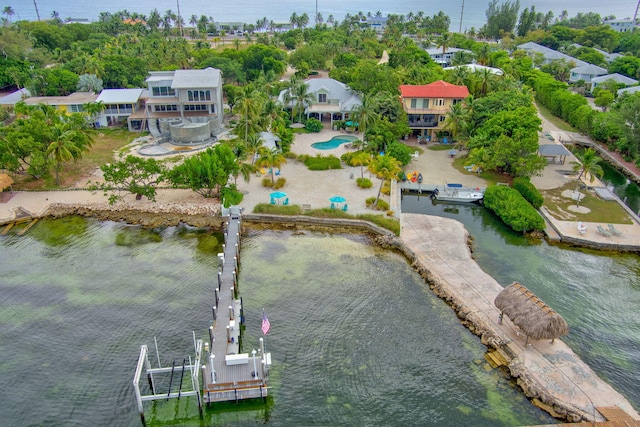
[432,184,484,203]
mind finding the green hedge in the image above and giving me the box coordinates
[512,177,544,209]
[302,155,342,170]
[304,118,323,133]
[483,185,545,232]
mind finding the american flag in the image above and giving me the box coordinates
[261,309,270,335]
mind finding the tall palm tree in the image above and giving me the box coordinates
[348,151,372,178]
[233,89,262,140]
[443,103,467,145]
[2,6,14,24]
[437,32,451,54]
[289,79,313,123]
[256,148,287,184]
[571,148,604,201]
[351,94,378,148]
[367,154,401,208]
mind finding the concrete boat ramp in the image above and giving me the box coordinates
[399,213,639,423]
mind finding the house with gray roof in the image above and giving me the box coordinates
[568,43,623,63]
[569,64,608,84]
[617,85,640,97]
[603,18,638,33]
[135,68,224,141]
[516,42,587,67]
[425,47,473,67]
[590,73,638,92]
[96,88,144,131]
[0,88,30,105]
[277,78,362,127]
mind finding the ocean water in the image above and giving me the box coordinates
[4,0,637,31]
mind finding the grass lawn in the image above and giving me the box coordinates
[541,182,633,224]
[13,127,138,190]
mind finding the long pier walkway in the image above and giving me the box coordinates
[132,208,270,423]
[202,208,270,403]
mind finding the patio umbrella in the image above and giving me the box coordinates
[270,191,287,199]
[329,196,346,203]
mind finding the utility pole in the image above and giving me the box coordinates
[459,0,465,33]
[634,0,640,25]
[33,0,41,21]
[315,0,318,26]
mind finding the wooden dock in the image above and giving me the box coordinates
[202,208,270,404]
[133,208,270,423]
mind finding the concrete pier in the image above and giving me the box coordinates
[399,213,639,423]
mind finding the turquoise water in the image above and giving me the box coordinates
[402,193,640,411]
[311,135,358,150]
[0,218,555,426]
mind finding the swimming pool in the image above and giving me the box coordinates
[311,135,359,150]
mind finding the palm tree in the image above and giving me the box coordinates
[46,118,94,185]
[288,78,313,123]
[443,103,467,144]
[233,89,262,140]
[256,148,287,184]
[367,154,402,208]
[351,94,378,148]
[571,148,604,205]
[349,151,372,178]
[436,32,451,54]
[2,6,14,24]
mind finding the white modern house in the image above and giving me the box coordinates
[603,18,638,32]
[96,88,144,131]
[425,47,473,67]
[135,68,224,142]
[277,78,362,127]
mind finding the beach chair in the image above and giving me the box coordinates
[270,198,276,205]
[330,202,336,210]
[283,198,289,205]
[275,169,281,176]
[607,224,622,236]
[596,225,612,237]
[342,204,348,212]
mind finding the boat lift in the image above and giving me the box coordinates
[132,333,204,424]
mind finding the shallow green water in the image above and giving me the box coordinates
[0,218,555,426]
[403,194,640,413]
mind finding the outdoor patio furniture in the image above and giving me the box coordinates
[330,202,336,210]
[607,224,622,236]
[270,198,276,205]
[283,198,289,205]
[342,204,348,212]
[596,225,612,237]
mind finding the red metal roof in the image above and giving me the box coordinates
[400,81,469,98]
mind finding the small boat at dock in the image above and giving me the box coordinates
[432,183,484,203]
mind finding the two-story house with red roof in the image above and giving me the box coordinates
[399,80,469,142]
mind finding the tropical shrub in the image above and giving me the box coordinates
[304,118,323,133]
[366,197,389,211]
[303,154,342,170]
[220,185,243,207]
[357,177,373,188]
[483,185,545,232]
[512,177,544,209]
[274,177,286,189]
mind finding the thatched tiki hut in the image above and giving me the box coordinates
[494,282,569,346]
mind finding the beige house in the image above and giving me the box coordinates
[399,80,469,142]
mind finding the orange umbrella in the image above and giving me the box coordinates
[0,174,14,191]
